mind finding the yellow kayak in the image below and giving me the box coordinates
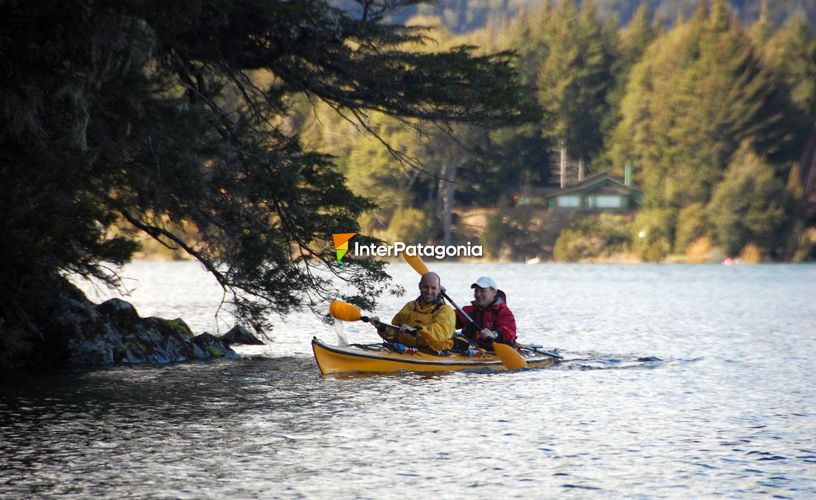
[311,337,559,375]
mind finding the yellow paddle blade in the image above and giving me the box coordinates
[403,253,430,275]
[493,342,528,369]
[329,300,362,322]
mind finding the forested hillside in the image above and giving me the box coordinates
[315,0,816,262]
[378,0,816,34]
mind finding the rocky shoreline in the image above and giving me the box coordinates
[0,281,262,369]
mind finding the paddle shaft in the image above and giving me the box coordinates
[360,316,419,335]
[519,343,563,360]
[442,291,482,331]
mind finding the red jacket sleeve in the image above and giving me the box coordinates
[455,305,474,331]
[493,307,517,344]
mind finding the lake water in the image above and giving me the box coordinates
[1,262,815,498]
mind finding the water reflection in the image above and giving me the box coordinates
[2,263,815,497]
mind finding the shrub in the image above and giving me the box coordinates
[675,203,709,253]
[480,212,504,259]
[481,211,526,259]
[386,207,434,244]
[738,243,764,264]
[792,226,816,262]
[553,228,602,262]
[686,236,714,263]
[632,209,676,262]
[553,214,633,262]
[707,142,789,257]
[594,214,633,252]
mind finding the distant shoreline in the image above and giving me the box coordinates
[129,253,808,265]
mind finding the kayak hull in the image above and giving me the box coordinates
[311,337,559,375]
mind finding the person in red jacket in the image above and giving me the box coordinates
[455,276,517,349]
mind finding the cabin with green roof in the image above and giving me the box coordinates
[517,167,642,212]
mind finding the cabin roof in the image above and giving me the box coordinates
[555,172,641,196]
[523,172,642,198]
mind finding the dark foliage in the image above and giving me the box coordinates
[0,0,534,336]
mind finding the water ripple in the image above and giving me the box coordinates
[1,262,814,497]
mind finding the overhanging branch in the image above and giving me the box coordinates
[118,208,229,291]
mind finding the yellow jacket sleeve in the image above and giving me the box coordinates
[391,304,411,330]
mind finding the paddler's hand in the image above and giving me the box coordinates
[369,316,382,328]
[399,323,418,335]
[479,328,497,341]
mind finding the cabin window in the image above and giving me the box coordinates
[557,195,581,208]
[594,195,622,208]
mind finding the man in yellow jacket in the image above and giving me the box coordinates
[370,272,455,353]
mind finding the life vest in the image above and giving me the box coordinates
[389,297,455,353]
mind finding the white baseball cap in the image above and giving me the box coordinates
[470,276,497,289]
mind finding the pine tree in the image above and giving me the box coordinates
[610,0,797,211]
[748,0,774,48]
[535,0,616,185]
[761,14,816,125]
[596,2,660,172]
[707,142,789,257]
[509,1,552,88]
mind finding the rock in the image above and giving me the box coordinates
[96,299,138,324]
[193,333,240,360]
[221,324,264,345]
[63,288,236,365]
[0,325,45,368]
[2,276,242,368]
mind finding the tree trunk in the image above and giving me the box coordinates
[560,143,568,188]
[800,130,816,221]
[439,160,461,246]
[578,157,585,182]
